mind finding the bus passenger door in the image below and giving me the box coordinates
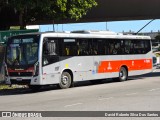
[42,38,60,84]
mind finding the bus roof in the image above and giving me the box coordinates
[11,30,151,40]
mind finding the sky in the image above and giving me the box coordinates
[39,19,160,33]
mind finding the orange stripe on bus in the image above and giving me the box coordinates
[97,59,152,73]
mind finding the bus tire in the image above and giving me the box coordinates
[29,85,41,91]
[59,72,72,89]
[118,67,128,82]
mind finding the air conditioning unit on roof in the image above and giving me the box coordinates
[71,30,117,35]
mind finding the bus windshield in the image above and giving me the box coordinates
[6,35,40,67]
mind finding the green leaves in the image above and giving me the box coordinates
[0,0,97,29]
[66,0,98,20]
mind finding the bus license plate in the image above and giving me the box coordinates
[16,78,22,81]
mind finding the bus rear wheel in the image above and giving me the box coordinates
[118,67,128,82]
[58,72,72,89]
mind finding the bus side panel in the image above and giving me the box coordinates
[128,69,152,76]
[60,56,94,81]
[93,55,122,79]
[42,62,60,85]
[122,52,152,76]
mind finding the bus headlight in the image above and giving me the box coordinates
[34,62,39,76]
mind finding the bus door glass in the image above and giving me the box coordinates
[42,38,59,66]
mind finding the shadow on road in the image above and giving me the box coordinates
[0,85,60,96]
[0,70,159,96]
[128,70,160,80]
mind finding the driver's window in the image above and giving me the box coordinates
[43,38,58,55]
[42,38,59,66]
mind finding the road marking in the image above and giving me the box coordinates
[98,97,113,101]
[126,93,138,96]
[64,103,83,107]
[149,88,160,92]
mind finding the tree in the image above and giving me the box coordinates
[0,1,18,30]
[0,0,97,30]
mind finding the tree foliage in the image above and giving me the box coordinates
[0,0,97,30]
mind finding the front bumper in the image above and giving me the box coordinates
[5,76,40,85]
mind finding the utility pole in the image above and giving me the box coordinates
[106,22,107,31]
[53,20,55,32]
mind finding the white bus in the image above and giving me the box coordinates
[4,30,153,90]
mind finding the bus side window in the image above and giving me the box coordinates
[77,39,89,56]
[124,40,131,54]
[43,39,49,55]
[63,39,78,56]
[109,42,117,55]
[133,40,144,54]
[115,41,122,54]
[49,42,57,55]
[65,47,70,56]
[43,38,57,55]
[144,40,151,53]
[42,38,59,66]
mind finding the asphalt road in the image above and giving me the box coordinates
[0,69,160,120]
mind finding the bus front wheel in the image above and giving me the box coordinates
[58,72,72,89]
[118,67,128,82]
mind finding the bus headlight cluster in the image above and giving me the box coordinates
[34,62,39,76]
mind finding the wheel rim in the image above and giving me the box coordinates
[120,68,126,80]
[61,75,69,85]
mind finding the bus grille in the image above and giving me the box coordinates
[10,79,31,85]
[9,72,33,77]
